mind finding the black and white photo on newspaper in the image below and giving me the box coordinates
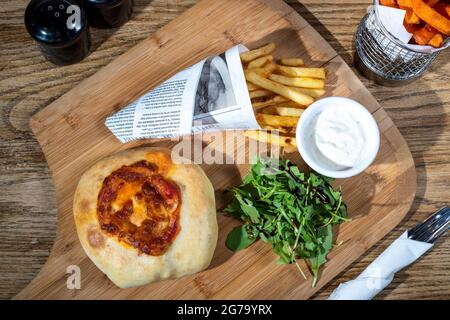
[105,45,259,143]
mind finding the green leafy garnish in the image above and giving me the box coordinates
[225,157,349,287]
[226,225,258,251]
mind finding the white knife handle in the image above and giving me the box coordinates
[328,231,433,300]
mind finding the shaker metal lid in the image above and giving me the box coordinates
[24,0,87,46]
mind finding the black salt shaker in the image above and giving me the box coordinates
[25,0,91,66]
[82,0,134,29]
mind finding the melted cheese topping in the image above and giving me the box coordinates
[96,157,181,256]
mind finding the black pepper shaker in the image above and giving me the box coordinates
[82,0,134,29]
[25,0,91,66]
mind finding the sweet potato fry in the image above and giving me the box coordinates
[380,0,399,8]
[411,0,450,35]
[425,0,440,7]
[405,9,422,23]
[434,2,450,18]
[398,0,413,8]
[413,25,437,44]
[403,20,423,33]
[428,32,444,47]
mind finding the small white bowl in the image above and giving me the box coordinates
[296,97,380,179]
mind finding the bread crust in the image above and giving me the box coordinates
[73,147,217,288]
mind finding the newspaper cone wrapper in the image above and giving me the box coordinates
[328,231,433,300]
[105,44,259,143]
[374,0,450,54]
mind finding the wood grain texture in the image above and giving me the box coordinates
[14,0,416,299]
[0,0,448,300]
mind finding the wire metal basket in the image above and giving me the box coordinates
[354,6,440,86]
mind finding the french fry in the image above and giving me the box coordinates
[252,95,288,109]
[274,101,307,109]
[259,124,291,134]
[245,70,315,106]
[246,82,261,91]
[279,58,304,67]
[269,74,325,89]
[247,55,273,69]
[249,63,277,77]
[275,65,326,79]
[398,0,413,8]
[255,113,299,127]
[428,32,444,47]
[411,0,450,35]
[250,68,271,78]
[244,130,296,147]
[240,43,276,63]
[405,9,422,24]
[380,0,399,8]
[289,87,325,99]
[249,89,273,99]
[261,106,305,117]
[260,106,281,115]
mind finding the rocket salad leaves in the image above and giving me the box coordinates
[225,158,349,287]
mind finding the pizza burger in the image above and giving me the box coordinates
[73,147,217,288]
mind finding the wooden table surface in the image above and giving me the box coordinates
[0,0,449,300]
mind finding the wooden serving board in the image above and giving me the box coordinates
[16,0,416,299]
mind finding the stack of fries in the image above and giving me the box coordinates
[381,0,450,48]
[240,42,327,148]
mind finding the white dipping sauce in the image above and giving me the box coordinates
[312,108,365,169]
[297,97,380,178]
